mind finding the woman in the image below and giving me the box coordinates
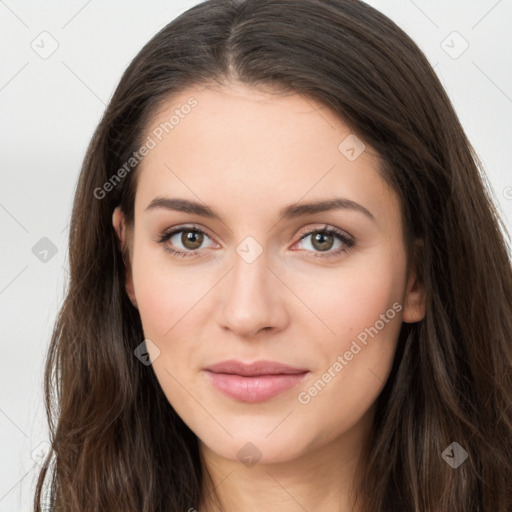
[34,0,512,510]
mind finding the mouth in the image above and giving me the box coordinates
[203,359,310,403]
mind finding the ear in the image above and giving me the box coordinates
[402,239,426,323]
[112,206,138,309]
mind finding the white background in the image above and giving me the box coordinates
[1,1,511,510]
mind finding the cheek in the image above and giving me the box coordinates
[133,269,173,339]
[302,251,406,346]
[293,250,405,411]
[301,280,402,396]
[131,248,210,340]
[131,256,206,414]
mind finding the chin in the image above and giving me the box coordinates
[197,421,314,466]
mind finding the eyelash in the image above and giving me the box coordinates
[156,223,356,260]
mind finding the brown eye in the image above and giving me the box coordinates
[310,232,335,252]
[294,226,355,259]
[157,226,215,258]
[181,230,204,250]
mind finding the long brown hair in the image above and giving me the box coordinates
[34,0,512,510]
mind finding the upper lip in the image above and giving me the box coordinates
[204,359,308,376]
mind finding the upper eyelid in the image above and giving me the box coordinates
[162,224,216,242]
[296,224,352,240]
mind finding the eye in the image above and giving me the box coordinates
[156,223,356,259]
[157,225,216,258]
[292,224,355,259]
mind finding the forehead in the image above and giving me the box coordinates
[134,82,399,227]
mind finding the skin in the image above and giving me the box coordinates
[113,81,426,512]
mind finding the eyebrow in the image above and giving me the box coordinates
[145,196,376,223]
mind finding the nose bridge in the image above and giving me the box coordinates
[218,242,285,336]
[231,247,269,297]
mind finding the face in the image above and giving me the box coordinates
[113,81,425,466]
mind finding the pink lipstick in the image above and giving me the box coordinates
[203,360,309,403]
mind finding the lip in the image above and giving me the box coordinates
[203,359,310,403]
[204,359,309,376]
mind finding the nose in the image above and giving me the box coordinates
[217,250,289,339]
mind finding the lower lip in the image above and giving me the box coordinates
[204,371,309,403]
